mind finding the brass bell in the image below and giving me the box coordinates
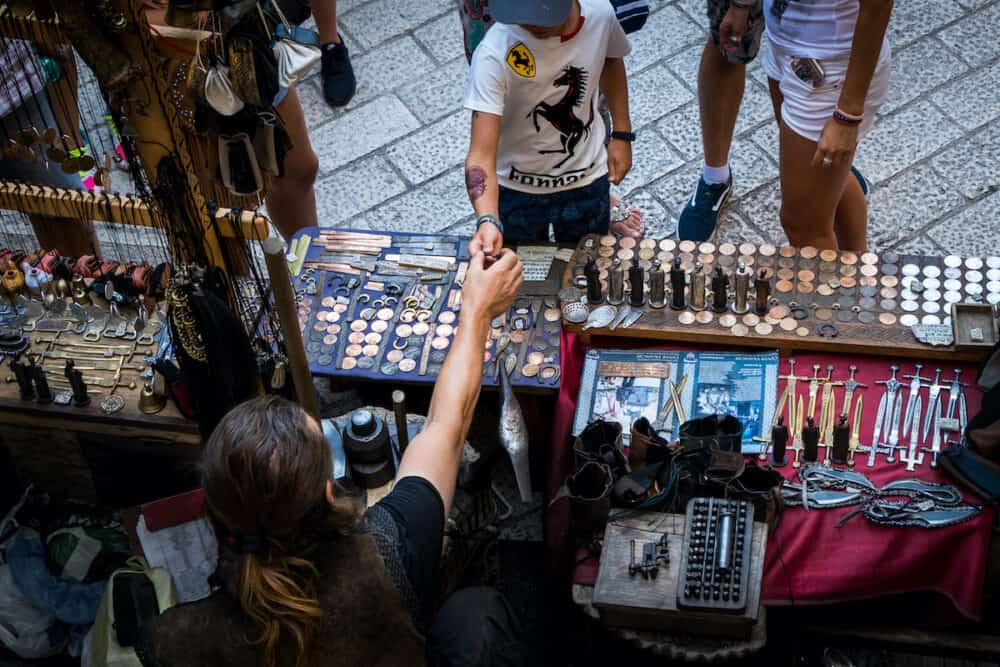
[138,382,167,415]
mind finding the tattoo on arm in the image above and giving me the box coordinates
[465,166,488,201]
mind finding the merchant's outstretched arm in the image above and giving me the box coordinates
[396,249,523,516]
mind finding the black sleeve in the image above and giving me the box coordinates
[373,475,445,609]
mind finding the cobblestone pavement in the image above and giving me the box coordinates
[299,0,1000,257]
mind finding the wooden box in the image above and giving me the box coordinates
[592,512,767,641]
[951,303,998,351]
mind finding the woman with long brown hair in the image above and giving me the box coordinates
[136,249,527,666]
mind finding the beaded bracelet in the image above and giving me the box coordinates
[477,213,503,236]
[833,107,863,125]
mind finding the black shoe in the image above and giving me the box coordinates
[321,38,357,107]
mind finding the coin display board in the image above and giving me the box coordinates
[290,228,562,389]
[562,235,998,363]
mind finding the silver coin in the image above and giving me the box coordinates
[923,289,941,302]
[988,281,1000,294]
[902,264,920,277]
[860,286,879,298]
[988,256,1000,269]
[837,310,854,323]
[921,301,941,314]
[430,350,447,363]
[900,276,919,290]
[360,307,376,320]
[901,300,919,312]
[966,270,984,283]
[381,362,398,376]
[944,267,964,280]
[858,311,875,324]
[880,298,898,311]
[900,289,918,301]
[922,277,941,291]
[989,269,1000,282]
[966,283,984,296]
[317,354,333,366]
[943,316,952,327]
[944,255,963,269]
[966,257,984,270]
[921,315,942,326]
[989,293,1000,305]
[404,346,421,359]
[357,357,376,370]
[943,278,963,292]
[900,314,919,327]
[922,265,941,279]
[944,291,962,304]
[860,297,878,310]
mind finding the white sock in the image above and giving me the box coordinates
[702,162,731,185]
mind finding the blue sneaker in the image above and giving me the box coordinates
[678,174,733,242]
[850,165,870,198]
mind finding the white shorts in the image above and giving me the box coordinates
[761,39,892,143]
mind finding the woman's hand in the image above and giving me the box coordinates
[719,6,751,56]
[812,117,859,168]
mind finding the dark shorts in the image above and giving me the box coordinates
[707,0,765,65]
[498,175,610,244]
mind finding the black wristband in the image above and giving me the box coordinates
[610,130,636,143]
[477,214,503,236]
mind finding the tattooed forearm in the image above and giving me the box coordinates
[465,166,488,201]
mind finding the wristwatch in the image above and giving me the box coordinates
[610,130,636,142]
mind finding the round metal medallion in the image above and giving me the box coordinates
[342,357,358,370]
[754,322,773,336]
[731,324,749,337]
[678,311,696,325]
[100,394,125,415]
[719,314,738,327]
[695,311,714,324]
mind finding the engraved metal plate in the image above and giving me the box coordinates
[912,324,953,347]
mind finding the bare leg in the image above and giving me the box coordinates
[699,40,746,169]
[833,174,867,251]
[312,0,341,44]
[268,88,319,240]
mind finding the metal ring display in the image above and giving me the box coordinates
[403,296,419,308]
[791,307,809,321]
[385,296,399,307]
[416,310,431,322]
[358,294,370,304]
[816,323,839,338]
[385,283,403,296]
[335,287,351,298]
[393,338,407,350]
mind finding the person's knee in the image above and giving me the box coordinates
[283,148,320,187]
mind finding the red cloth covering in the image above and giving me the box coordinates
[553,335,994,621]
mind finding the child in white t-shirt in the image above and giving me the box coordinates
[463,0,636,254]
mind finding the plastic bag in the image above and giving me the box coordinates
[0,530,69,658]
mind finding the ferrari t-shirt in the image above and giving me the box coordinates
[464,0,631,194]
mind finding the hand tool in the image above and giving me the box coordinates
[900,365,931,470]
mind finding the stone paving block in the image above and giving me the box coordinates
[414,11,466,64]
[878,36,968,116]
[866,164,966,249]
[386,110,469,185]
[443,216,477,238]
[748,119,780,164]
[728,139,778,197]
[931,123,1000,200]
[357,167,470,233]
[648,161,700,224]
[734,78,776,136]
[628,64,694,129]
[675,0,708,29]
[886,0,965,49]
[341,0,454,51]
[344,37,437,110]
[612,130,684,197]
[626,6,704,73]
[397,57,469,123]
[937,3,1000,68]
[621,189,675,238]
[712,209,773,247]
[931,59,1000,131]
[657,102,703,161]
[853,100,963,185]
[297,78,334,129]
[664,42,703,94]
[314,155,408,227]
[954,0,993,9]
[892,234,946,256]
[312,95,421,173]
[927,191,1000,256]
[734,180,787,246]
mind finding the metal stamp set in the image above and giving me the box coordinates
[290,229,562,387]
[560,236,1000,359]
[677,498,754,612]
[758,359,969,472]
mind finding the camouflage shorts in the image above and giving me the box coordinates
[707,0,765,65]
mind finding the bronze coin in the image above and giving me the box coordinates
[759,244,776,257]
[399,309,416,323]
[800,246,819,260]
[346,344,363,357]
[375,307,393,320]
[698,242,717,255]
[342,357,358,370]
[398,358,417,372]
[412,322,430,336]
[695,311,714,324]
[637,248,654,261]
[657,251,672,263]
[660,239,678,252]
[817,284,834,296]
[739,255,755,267]
[326,324,342,335]
[599,235,616,246]
[679,240,697,254]
[323,334,338,345]
[326,311,341,323]
[598,246,615,257]
[639,239,657,249]
[796,326,810,337]
[350,320,367,332]
[880,286,899,299]
[544,308,561,322]
[797,269,816,282]
[334,303,348,313]
[719,242,737,256]
[779,245,797,258]
[699,253,716,265]
[780,318,797,331]
[841,252,858,266]
[438,311,457,325]
[731,323,749,337]
[859,276,878,287]
[522,364,540,378]
[840,265,858,277]
[754,322,774,336]
[313,322,327,332]
[860,264,879,277]
[880,275,899,288]
[776,279,794,293]
[349,332,366,344]
[769,305,790,319]
[540,366,558,380]
[742,313,760,327]
[678,311,696,325]
[619,236,637,250]
[719,314,738,328]
[778,257,796,269]
[797,282,815,294]
[371,320,389,333]
[509,330,525,344]
[364,332,382,345]
[431,337,450,351]
[484,351,493,363]
[362,344,379,357]
[820,249,838,262]
[321,296,335,307]
[387,349,404,363]
[879,313,898,326]
[719,255,736,268]
[777,268,795,281]
[396,323,413,338]
[436,323,454,337]
[595,257,613,270]
[737,242,755,257]
[527,351,545,366]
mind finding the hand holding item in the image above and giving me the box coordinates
[462,249,523,322]
[607,137,632,185]
[812,116,859,168]
[468,214,504,256]
[719,4,751,55]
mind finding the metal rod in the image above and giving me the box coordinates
[392,389,409,454]
[263,237,320,419]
